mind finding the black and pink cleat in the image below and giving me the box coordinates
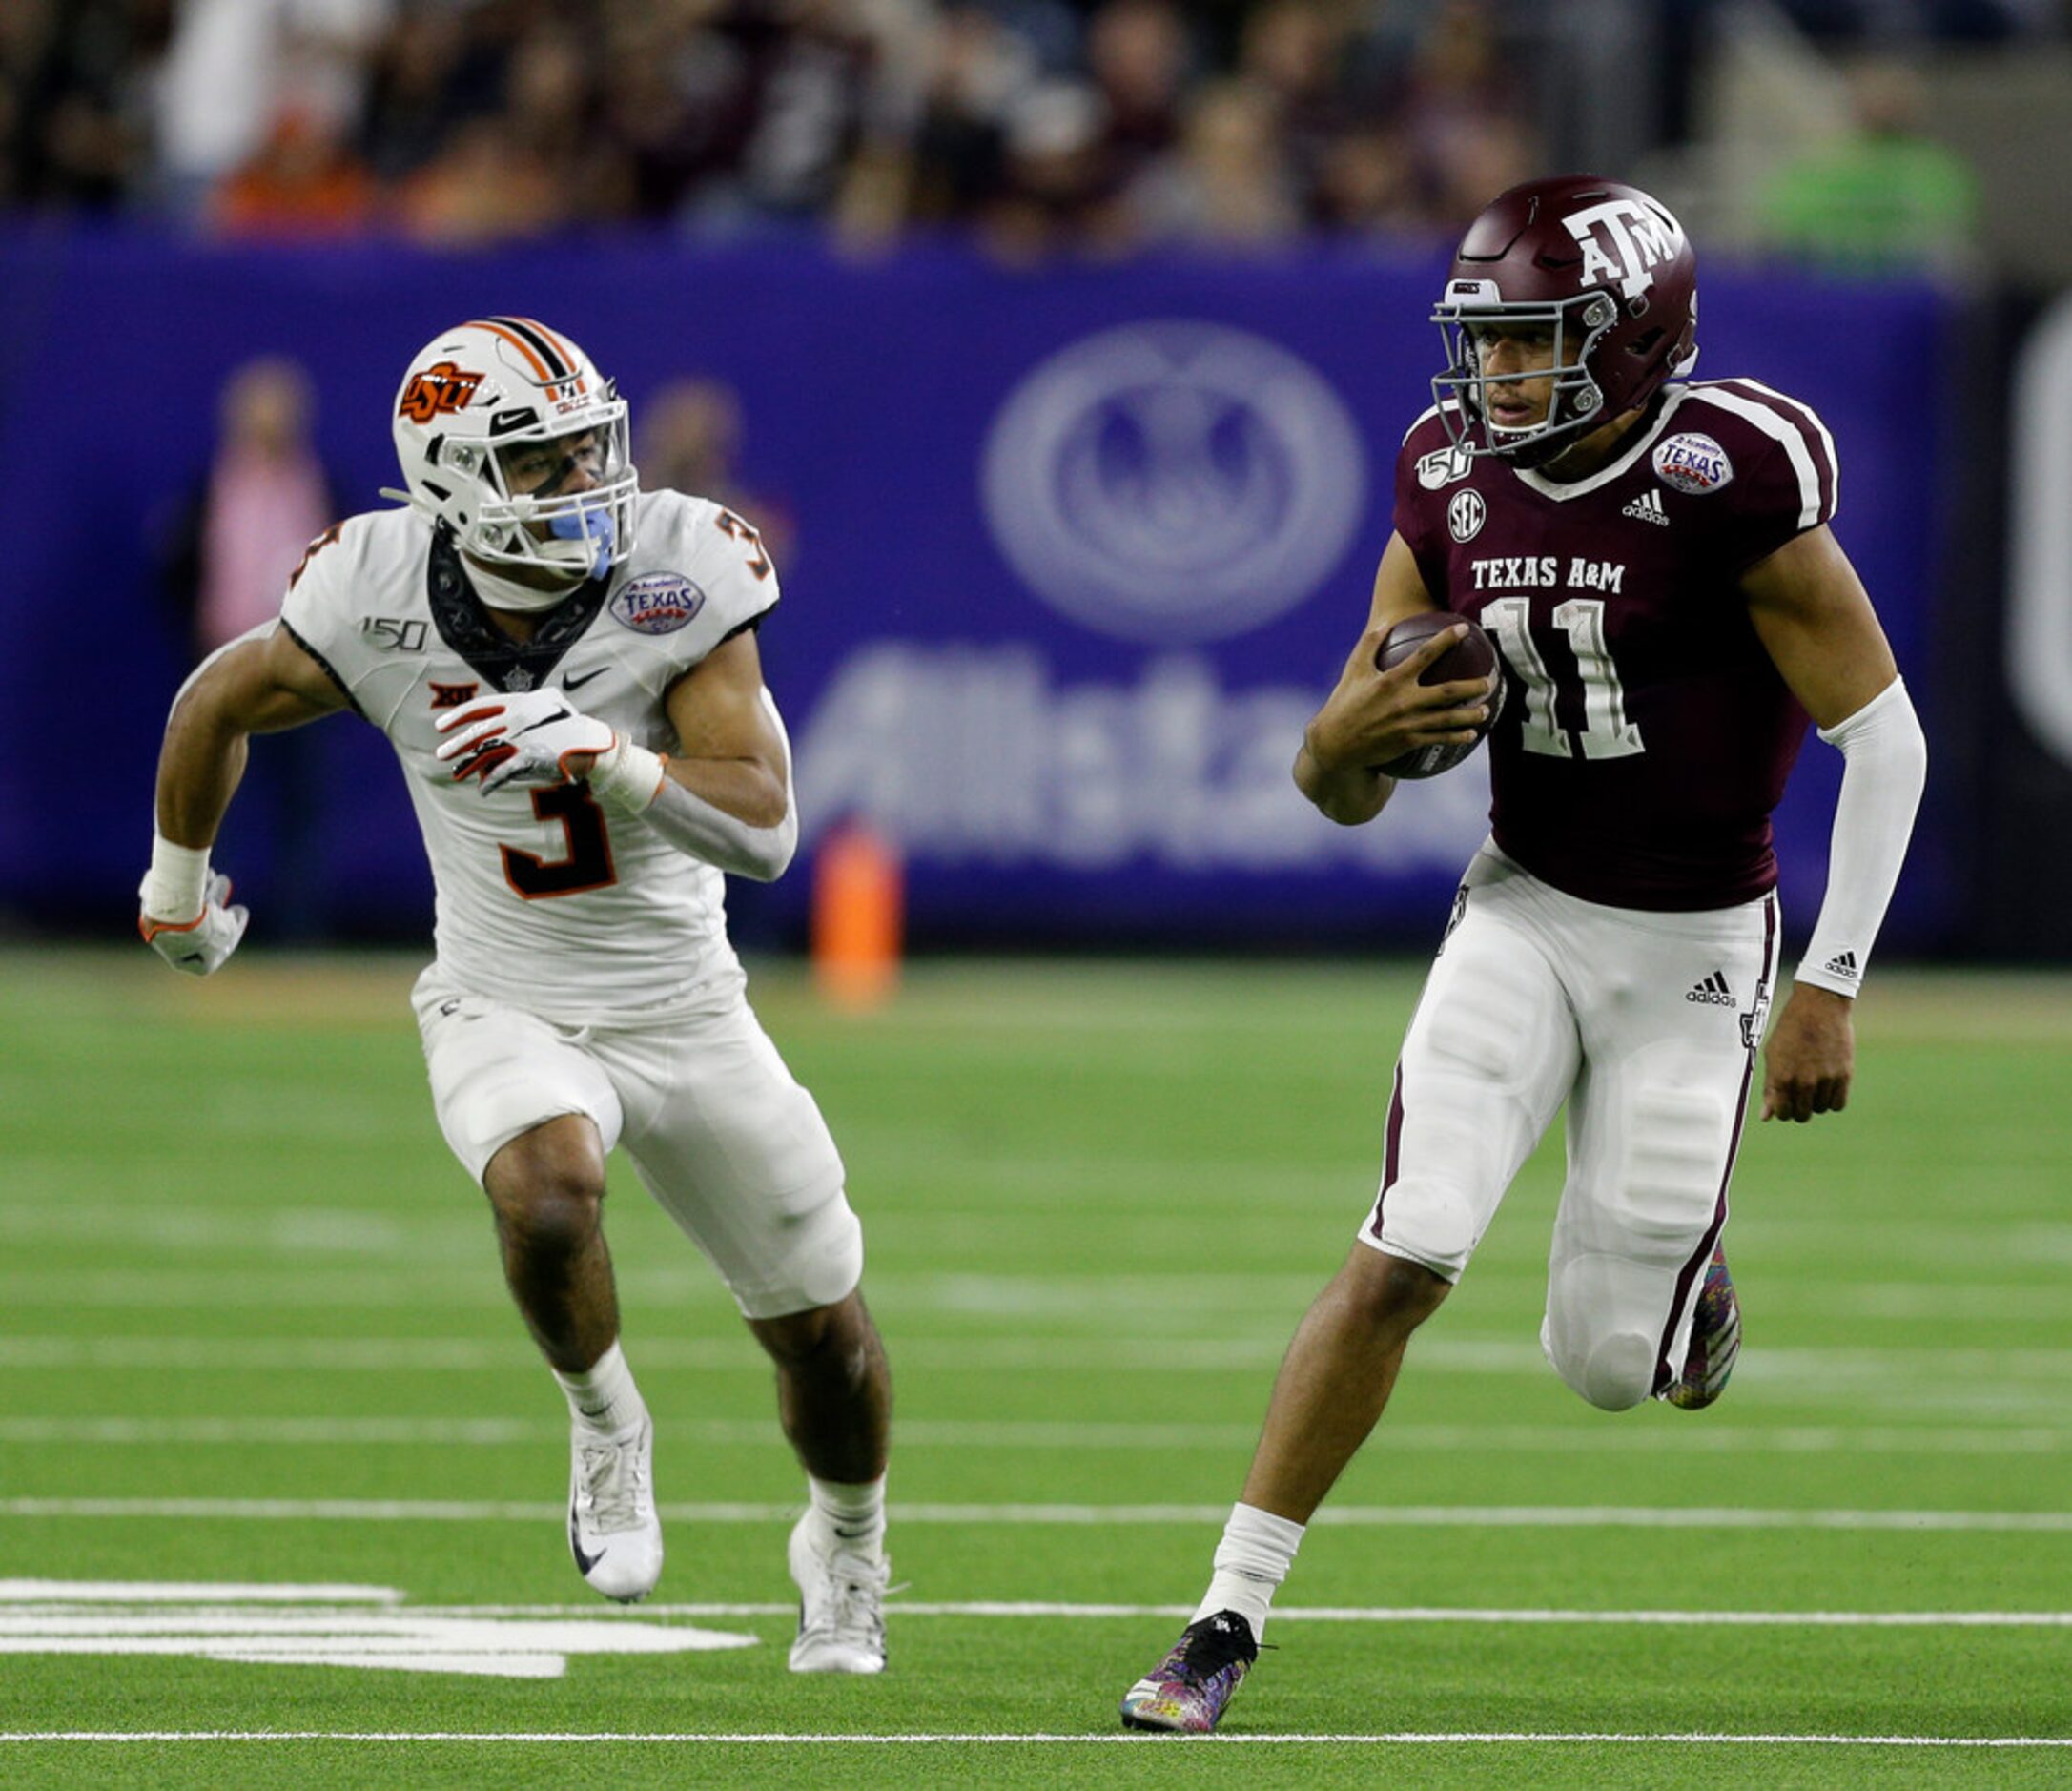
[1662,1245,1741,1410]
[1120,1610,1258,1733]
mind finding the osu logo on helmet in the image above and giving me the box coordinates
[397,361,485,424]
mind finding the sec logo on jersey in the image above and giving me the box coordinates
[610,572,706,635]
[1448,489,1487,543]
[1652,432,1734,495]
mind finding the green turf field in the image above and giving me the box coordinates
[2,948,2068,1787]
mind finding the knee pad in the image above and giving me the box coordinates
[727,1184,865,1321]
[1551,1327,1656,1411]
[1375,1179,1477,1280]
[1543,1253,1661,1410]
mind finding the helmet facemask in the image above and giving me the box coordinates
[433,395,636,585]
[1431,285,1623,466]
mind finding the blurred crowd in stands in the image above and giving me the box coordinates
[0,0,2046,256]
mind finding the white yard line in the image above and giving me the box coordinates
[9,1332,2072,1380]
[0,1335,1333,1369]
[0,1730,2067,1748]
[0,1582,398,1604]
[8,1497,2072,1532]
[428,1600,2072,1628]
[4,1415,2071,1454]
[5,1594,2063,1628]
[11,1256,2072,1349]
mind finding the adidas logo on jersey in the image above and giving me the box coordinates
[1686,970,1734,1006]
[1823,950,1860,978]
[1622,487,1671,525]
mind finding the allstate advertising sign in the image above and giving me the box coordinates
[784,298,1498,937]
[980,321,1367,645]
[0,238,1950,944]
[790,308,1490,930]
[774,261,1945,944]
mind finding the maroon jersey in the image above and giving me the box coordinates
[1393,379,1839,911]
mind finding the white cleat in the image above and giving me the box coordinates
[787,1510,889,1674]
[567,1415,663,1603]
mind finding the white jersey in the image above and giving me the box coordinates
[280,490,781,1021]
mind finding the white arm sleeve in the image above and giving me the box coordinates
[586,688,800,883]
[1794,675,1927,998]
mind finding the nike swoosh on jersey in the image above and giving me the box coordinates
[564,667,607,691]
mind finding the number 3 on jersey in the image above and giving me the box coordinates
[503,783,617,899]
[1481,596,1645,761]
[715,509,771,580]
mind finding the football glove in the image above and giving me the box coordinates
[434,689,616,795]
[139,871,249,977]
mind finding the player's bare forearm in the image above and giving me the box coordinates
[155,632,342,845]
[1295,724,1395,826]
[660,750,789,830]
[661,631,791,827]
[608,747,794,882]
[1295,628,1489,826]
[1293,533,1486,825]
[634,632,799,880]
[1760,984,1855,1122]
[155,690,253,848]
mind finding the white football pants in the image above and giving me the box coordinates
[413,969,861,1321]
[1362,842,1779,1410]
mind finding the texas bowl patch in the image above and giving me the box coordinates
[610,572,705,635]
[1652,432,1733,495]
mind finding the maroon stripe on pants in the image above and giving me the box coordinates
[1367,1060,1406,1239]
[1652,892,1778,1391]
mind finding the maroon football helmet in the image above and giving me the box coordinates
[1432,174,1699,465]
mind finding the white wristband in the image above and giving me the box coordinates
[140,834,212,921]
[585,734,668,813]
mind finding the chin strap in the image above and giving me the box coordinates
[461,557,591,615]
[380,487,612,607]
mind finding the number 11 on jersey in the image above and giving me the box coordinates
[1481,596,1646,761]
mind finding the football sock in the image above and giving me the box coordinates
[1193,1501,1304,1641]
[554,1339,646,1438]
[808,1472,888,1560]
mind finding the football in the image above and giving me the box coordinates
[1372,610,1504,779]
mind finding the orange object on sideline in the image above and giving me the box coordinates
[811,825,903,1010]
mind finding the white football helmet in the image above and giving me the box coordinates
[385,318,637,587]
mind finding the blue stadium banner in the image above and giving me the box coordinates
[0,232,1955,946]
